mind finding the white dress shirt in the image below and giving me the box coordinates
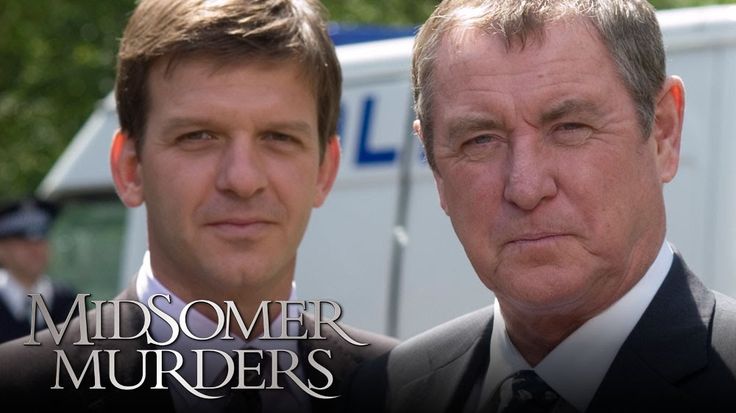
[135,251,311,413]
[479,241,674,412]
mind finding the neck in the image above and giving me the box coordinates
[200,289,291,340]
[148,253,296,340]
[149,269,294,341]
[175,279,293,340]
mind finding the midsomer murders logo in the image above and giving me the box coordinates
[24,294,364,399]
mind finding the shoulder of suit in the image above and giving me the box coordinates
[299,313,399,406]
[387,306,493,380]
[668,256,736,376]
[0,308,89,401]
[713,290,736,313]
[336,322,399,355]
[303,313,398,360]
[0,293,143,391]
[345,307,491,413]
[711,291,736,363]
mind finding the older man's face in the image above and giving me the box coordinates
[425,20,681,318]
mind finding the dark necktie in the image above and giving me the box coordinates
[487,370,562,413]
[216,350,269,413]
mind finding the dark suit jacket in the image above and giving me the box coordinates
[0,281,77,343]
[349,254,736,412]
[0,285,397,412]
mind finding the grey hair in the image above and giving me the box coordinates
[412,0,665,169]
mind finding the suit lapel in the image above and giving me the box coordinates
[589,253,713,411]
[391,311,494,413]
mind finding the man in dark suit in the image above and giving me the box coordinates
[350,0,736,411]
[0,0,395,411]
[0,197,77,343]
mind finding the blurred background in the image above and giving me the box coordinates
[1,0,736,336]
[3,0,733,197]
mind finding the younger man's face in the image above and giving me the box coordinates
[112,55,339,303]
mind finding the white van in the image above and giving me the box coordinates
[38,5,736,339]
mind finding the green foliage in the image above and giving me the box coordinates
[0,0,135,199]
[651,0,736,7]
[1,0,734,198]
[321,0,438,25]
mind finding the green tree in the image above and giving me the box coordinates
[320,0,736,24]
[652,0,736,6]
[0,0,136,199]
[1,0,734,199]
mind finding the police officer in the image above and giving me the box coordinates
[0,197,76,342]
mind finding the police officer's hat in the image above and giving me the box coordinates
[0,197,59,241]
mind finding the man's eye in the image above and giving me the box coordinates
[179,131,215,141]
[470,135,494,145]
[265,132,294,142]
[551,123,593,146]
[264,132,305,149]
[461,134,502,160]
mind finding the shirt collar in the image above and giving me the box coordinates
[482,241,674,411]
[135,251,311,412]
[134,251,301,385]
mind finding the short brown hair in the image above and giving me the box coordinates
[413,0,665,169]
[115,0,341,159]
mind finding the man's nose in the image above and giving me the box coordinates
[215,137,267,198]
[502,135,558,211]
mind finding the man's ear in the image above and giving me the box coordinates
[313,135,341,208]
[652,76,685,183]
[415,119,448,215]
[110,130,144,207]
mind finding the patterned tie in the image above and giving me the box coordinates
[488,370,561,413]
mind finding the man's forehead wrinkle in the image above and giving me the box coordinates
[443,51,565,87]
[444,29,604,79]
[448,113,505,134]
